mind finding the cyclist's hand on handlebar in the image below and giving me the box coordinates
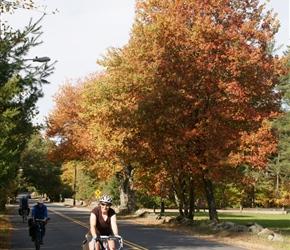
[45,217,50,224]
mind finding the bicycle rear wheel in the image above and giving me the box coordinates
[22,210,25,223]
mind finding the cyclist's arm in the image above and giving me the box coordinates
[89,213,97,238]
[43,206,48,218]
[31,206,35,220]
[111,214,118,235]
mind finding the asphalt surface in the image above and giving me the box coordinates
[8,198,248,250]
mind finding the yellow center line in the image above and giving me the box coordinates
[48,208,149,250]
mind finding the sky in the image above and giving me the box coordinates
[2,0,289,125]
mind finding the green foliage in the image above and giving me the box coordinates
[76,168,99,201]
[20,132,62,200]
[135,192,162,209]
[107,175,120,205]
[98,175,120,205]
[0,17,54,209]
[264,46,290,208]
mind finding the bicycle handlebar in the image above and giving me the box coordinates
[34,218,50,223]
[93,235,123,250]
[98,235,122,240]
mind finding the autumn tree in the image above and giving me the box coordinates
[98,0,288,220]
[45,75,124,205]
[76,74,138,212]
[45,78,102,201]
[46,80,93,161]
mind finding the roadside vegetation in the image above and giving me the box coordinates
[120,211,290,250]
[0,208,12,249]
[158,211,290,233]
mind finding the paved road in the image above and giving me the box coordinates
[9,201,248,250]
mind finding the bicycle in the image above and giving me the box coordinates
[20,206,28,223]
[90,235,123,250]
[33,218,49,250]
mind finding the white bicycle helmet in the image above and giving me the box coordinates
[99,195,113,204]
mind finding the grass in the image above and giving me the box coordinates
[215,213,290,233]
[0,209,12,250]
[154,211,290,250]
[160,211,290,233]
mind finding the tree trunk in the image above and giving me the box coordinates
[180,178,188,217]
[188,177,194,220]
[202,174,219,222]
[171,176,184,216]
[251,185,255,208]
[115,163,135,214]
[160,198,165,213]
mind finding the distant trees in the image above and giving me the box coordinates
[264,47,290,208]
[20,132,63,201]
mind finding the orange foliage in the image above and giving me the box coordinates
[45,76,95,162]
[46,0,289,200]
[103,0,286,187]
[228,120,278,170]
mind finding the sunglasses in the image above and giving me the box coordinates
[100,203,111,207]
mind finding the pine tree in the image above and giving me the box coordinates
[0,18,54,209]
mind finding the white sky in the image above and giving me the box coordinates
[2,0,289,125]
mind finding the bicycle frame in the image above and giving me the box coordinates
[93,235,123,250]
[34,219,47,250]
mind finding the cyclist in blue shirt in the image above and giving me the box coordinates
[19,196,30,217]
[31,198,48,244]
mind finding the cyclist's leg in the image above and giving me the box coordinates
[108,240,115,250]
[23,207,27,219]
[89,240,100,250]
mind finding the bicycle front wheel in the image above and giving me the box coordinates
[35,231,41,250]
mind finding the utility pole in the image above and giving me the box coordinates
[73,162,77,206]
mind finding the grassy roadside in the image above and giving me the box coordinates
[0,208,12,250]
[120,211,290,250]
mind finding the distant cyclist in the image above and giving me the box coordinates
[89,195,119,250]
[19,196,30,217]
[31,198,48,244]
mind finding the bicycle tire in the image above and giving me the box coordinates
[35,230,41,250]
[22,209,25,223]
